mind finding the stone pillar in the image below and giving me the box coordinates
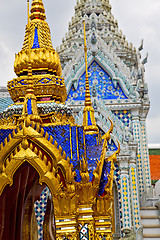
[131,109,145,197]
[119,159,132,228]
[129,143,141,230]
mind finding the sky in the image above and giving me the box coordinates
[0,0,160,144]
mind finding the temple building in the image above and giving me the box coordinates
[0,0,160,240]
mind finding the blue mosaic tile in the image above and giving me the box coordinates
[112,110,131,129]
[34,187,50,239]
[67,61,127,101]
[0,129,14,145]
[32,27,40,49]
[27,99,32,115]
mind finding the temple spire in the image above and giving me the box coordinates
[83,20,98,135]
[9,0,66,103]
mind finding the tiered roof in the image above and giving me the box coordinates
[57,0,138,70]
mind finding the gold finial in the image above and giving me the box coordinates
[83,20,98,134]
[83,20,92,107]
[30,0,46,21]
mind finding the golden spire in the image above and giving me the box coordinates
[30,0,46,21]
[13,0,62,78]
[83,20,98,135]
[83,20,92,107]
[27,0,33,82]
[8,0,67,103]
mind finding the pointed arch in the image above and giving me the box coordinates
[0,124,73,198]
[66,55,132,99]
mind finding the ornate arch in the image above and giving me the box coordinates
[0,121,76,239]
[0,122,74,198]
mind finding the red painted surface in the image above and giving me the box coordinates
[149,155,160,180]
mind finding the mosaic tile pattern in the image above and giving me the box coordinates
[132,119,144,196]
[32,27,40,49]
[79,223,89,240]
[42,125,104,183]
[67,61,127,102]
[0,129,14,145]
[34,187,51,240]
[120,176,131,228]
[130,165,140,230]
[112,110,131,130]
[140,121,151,189]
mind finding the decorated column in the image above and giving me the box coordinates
[129,143,141,230]
[131,109,145,197]
[140,111,151,191]
[119,158,132,229]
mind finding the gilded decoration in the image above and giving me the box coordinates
[8,0,67,103]
[0,0,120,239]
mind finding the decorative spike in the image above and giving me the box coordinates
[19,143,22,150]
[67,156,70,164]
[54,140,58,148]
[0,142,3,151]
[38,150,42,159]
[10,153,14,159]
[6,158,9,166]
[41,128,44,136]
[43,155,47,165]
[30,143,33,150]
[36,124,40,133]
[49,135,53,144]
[59,145,62,154]
[45,132,49,140]
[48,161,51,172]
[12,130,16,137]
[34,147,38,155]
[14,148,18,155]
[52,167,55,176]
[8,134,12,142]
[4,138,8,146]
[62,151,66,159]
